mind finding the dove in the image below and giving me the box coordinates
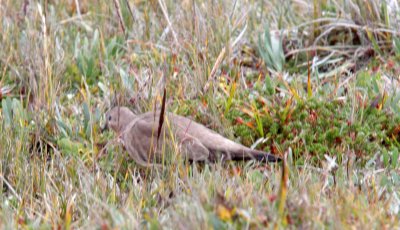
[103,106,281,167]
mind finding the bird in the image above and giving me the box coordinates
[103,106,281,167]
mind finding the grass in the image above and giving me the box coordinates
[1,0,400,228]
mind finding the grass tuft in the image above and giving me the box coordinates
[0,0,399,228]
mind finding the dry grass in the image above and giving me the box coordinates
[0,0,400,228]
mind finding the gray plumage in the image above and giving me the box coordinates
[104,106,280,167]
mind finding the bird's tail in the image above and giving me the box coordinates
[230,148,281,162]
[206,135,281,162]
[210,143,281,162]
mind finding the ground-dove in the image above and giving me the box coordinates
[103,106,281,167]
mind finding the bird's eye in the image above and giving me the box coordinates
[108,115,112,121]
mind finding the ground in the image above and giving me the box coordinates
[0,0,400,229]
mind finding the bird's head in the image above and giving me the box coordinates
[102,106,135,133]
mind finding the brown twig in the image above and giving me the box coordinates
[157,87,167,143]
[113,0,126,35]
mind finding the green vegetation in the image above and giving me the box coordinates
[0,0,399,228]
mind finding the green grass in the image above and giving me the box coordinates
[0,0,400,228]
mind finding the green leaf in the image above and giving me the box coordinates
[56,120,72,138]
[258,24,285,72]
[82,102,92,138]
[119,68,134,93]
[12,98,26,122]
[391,148,399,168]
[2,97,12,127]
[57,137,83,156]
[383,149,390,167]
[394,37,400,57]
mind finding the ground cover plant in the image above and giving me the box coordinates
[0,0,400,228]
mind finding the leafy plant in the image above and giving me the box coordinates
[258,25,285,72]
[394,37,400,58]
[74,30,101,84]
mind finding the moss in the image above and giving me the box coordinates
[225,95,400,165]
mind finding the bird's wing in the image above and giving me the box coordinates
[178,135,210,161]
[122,112,211,165]
[169,114,281,162]
[121,115,161,167]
